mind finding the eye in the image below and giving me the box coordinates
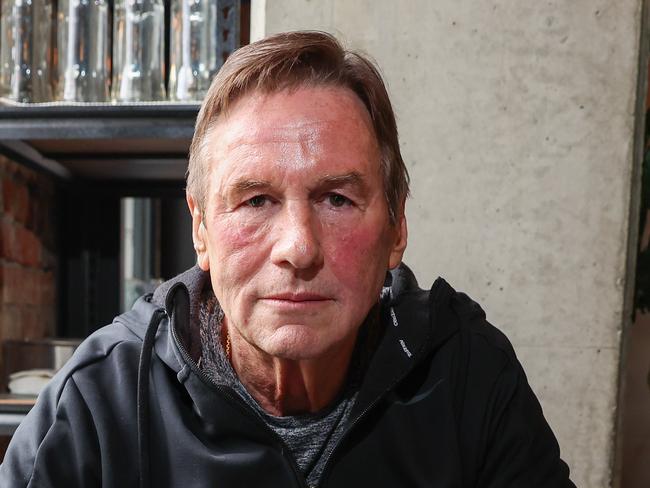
[327,193,352,207]
[247,195,267,208]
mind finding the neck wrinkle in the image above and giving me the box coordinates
[227,321,358,416]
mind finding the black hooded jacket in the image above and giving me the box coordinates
[0,265,574,487]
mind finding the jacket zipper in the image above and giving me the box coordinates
[318,301,437,487]
[168,314,310,488]
[317,383,399,487]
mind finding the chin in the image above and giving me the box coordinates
[261,327,341,361]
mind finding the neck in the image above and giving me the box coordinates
[224,324,357,416]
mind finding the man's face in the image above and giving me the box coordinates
[188,85,407,360]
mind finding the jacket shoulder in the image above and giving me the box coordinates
[441,282,519,370]
[432,281,573,485]
[0,317,147,487]
[60,294,164,387]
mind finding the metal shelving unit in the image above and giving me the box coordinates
[0,104,198,182]
[0,0,248,184]
[0,104,199,182]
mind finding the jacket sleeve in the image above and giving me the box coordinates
[0,375,101,488]
[476,358,575,488]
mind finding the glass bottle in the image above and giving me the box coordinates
[0,0,53,103]
[112,0,165,102]
[56,0,110,102]
[168,0,218,102]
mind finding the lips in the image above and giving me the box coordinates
[263,292,331,302]
[259,292,334,311]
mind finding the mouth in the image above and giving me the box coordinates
[264,292,331,301]
[260,292,333,308]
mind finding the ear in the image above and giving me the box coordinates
[388,210,408,270]
[187,192,210,271]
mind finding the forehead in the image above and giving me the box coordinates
[203,85,380,181]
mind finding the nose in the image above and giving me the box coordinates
[270,202,323,270]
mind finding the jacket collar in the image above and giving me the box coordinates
[350,265,460,417]
[152,266,209,363]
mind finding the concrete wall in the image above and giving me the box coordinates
[252,1,644,486]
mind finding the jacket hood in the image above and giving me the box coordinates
[152,265,210,363]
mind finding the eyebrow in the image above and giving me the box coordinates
[221,179,272,206]
[226,171,369,201]
[315,172,365,189]
[231,179,272,193]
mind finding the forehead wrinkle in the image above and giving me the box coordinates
[221,124,375,179]
[209,85,377,151]
[223,120,345,154]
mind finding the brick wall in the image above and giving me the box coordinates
[0,155,57,379]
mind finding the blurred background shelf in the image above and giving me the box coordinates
[0,104,200,182]
[0,0,250,183]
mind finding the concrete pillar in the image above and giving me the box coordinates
[251,1,644,486]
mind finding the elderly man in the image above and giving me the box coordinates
[1,32,574,487]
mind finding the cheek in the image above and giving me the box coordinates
[211,213,270,251]
[324,220,390,291]
[209,216,271,280]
